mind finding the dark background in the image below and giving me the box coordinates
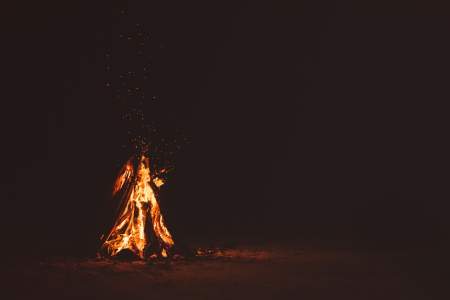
[1,1,449,257]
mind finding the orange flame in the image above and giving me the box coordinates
[100,155,174,259]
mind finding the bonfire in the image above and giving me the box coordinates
[99,153,174,259]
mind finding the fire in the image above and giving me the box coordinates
[100,154,174,259]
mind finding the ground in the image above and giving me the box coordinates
[4,242,447,300]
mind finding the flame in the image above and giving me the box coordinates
[112,161,133,196]
[100,155,174,259]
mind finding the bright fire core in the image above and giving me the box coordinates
[100,155,174,259]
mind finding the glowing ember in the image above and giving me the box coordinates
[100,154,174,259]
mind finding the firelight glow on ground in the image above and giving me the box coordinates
[6,243,443,300]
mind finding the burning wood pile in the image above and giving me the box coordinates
[99,154,174,259]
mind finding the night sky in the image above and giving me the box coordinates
[1,1,449,257]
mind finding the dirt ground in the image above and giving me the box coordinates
[4,243,447,300]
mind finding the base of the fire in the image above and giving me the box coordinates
[97,246,233,261]
[97,247,184,261]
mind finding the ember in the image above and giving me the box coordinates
[99,154,174,259]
